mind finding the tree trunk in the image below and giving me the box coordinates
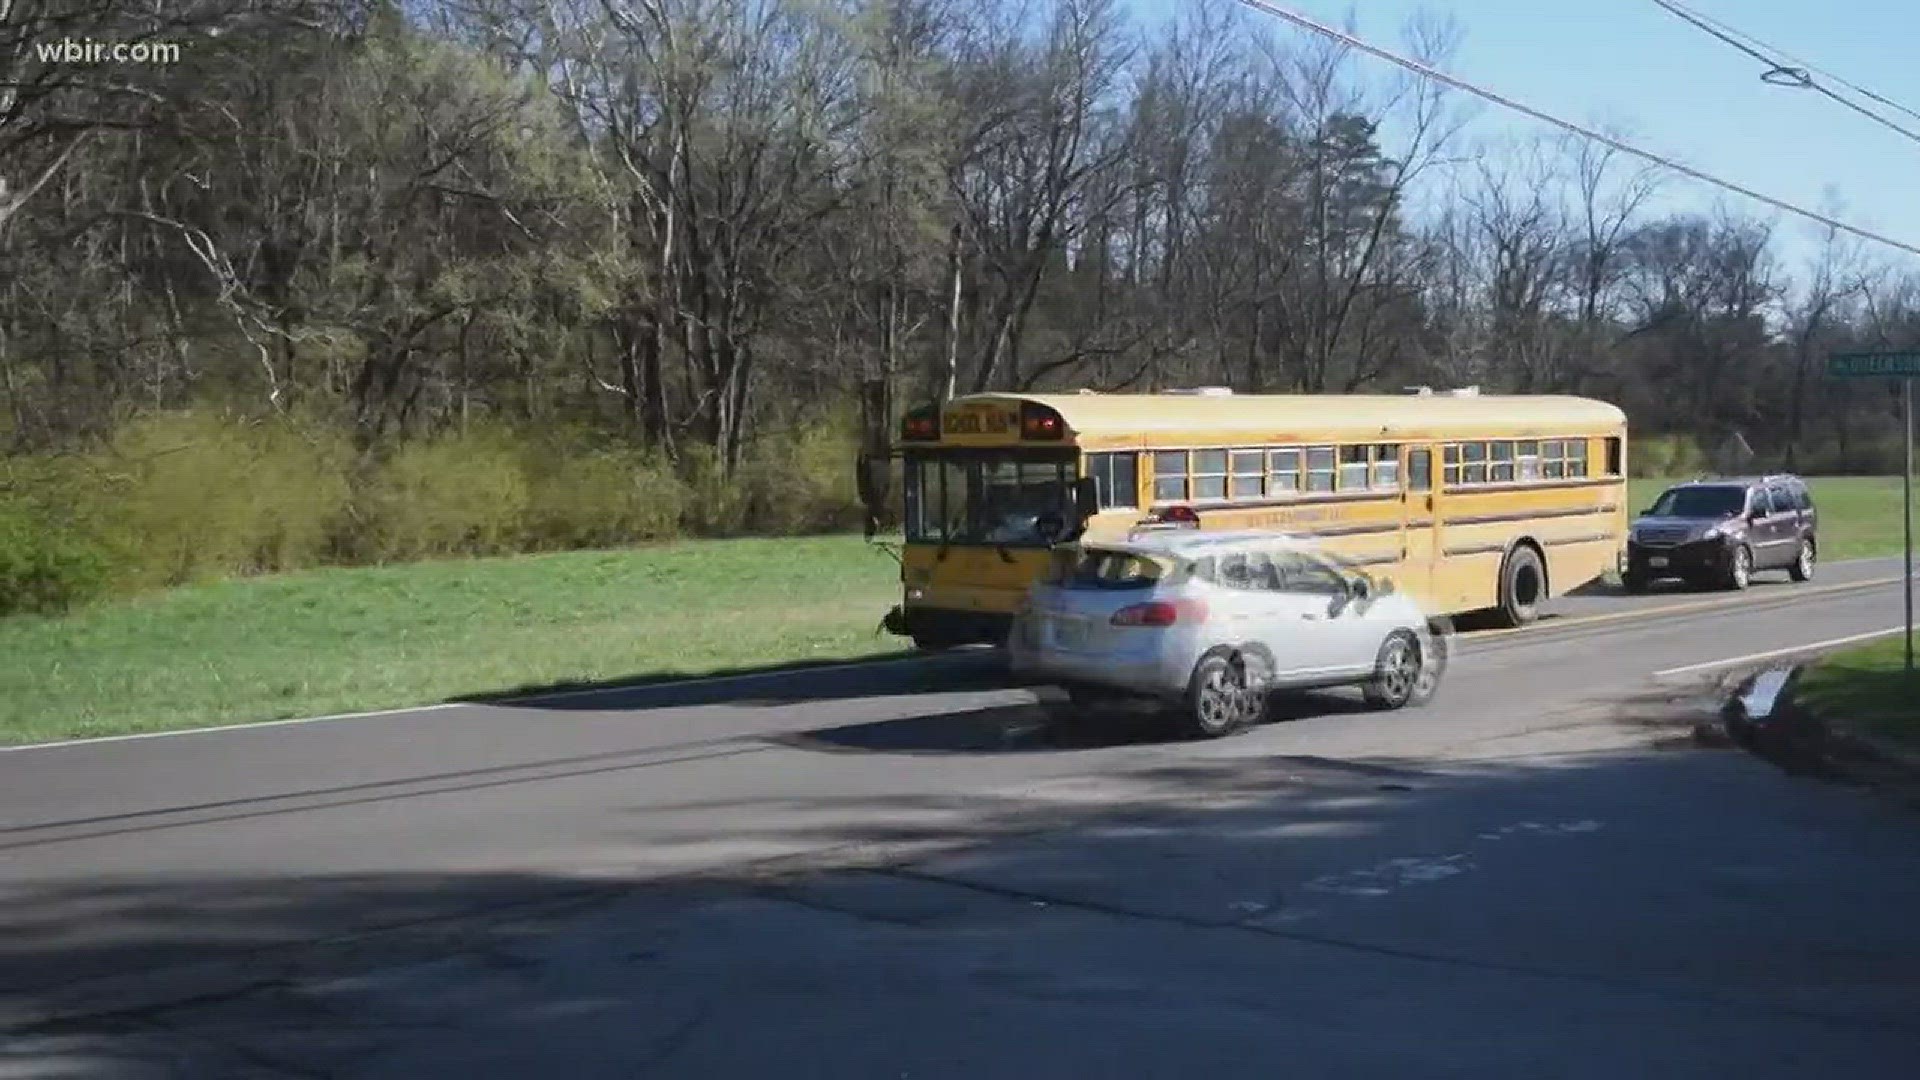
[941,223,962,402]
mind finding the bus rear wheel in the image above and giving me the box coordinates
[1496,545,1545,628]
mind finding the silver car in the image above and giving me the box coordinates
[1008,530,1447,739]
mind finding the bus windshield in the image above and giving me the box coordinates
[904,453,1076,547]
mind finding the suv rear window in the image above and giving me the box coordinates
[1649,486,1747,518]
[1049,549,1171,590]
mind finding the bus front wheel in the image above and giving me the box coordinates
[1496,545,1546,628]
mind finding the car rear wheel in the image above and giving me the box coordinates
[1363,629,1440,710]
[1789,538,1816,582]
[1174,653,1262,739]
[1723,545,1753,591]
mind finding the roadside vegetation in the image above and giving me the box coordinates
[2,472,1906,745]
[1796,635,1920,751]
[0,408,867,617]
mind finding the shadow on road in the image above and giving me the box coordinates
[777,690,1376,755]
[7,732,1920,1076]
[461,649,1006,712]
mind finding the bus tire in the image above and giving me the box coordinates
[1495,544,1546,628]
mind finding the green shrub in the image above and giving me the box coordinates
[350,422,530,561]
[519,431,685,549]
[736,413,864,535]
[1790,437,1904,477]
[0,497,111,615]
[1630,435,1708,479]
[680,444,751,537]
[74,410,352,588]
[237,416,354,571]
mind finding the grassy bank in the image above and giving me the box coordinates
[2,474,1908,745]
[1,535,903,746]
[1796,634,1919,751]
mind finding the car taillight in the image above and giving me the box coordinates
[1111,599,1207,627]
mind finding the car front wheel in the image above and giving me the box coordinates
[1723,544,1753,591]
[1363,629,1441,710]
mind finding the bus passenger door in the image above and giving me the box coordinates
[1400,446,1440,608]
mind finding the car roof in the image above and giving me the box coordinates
[1668,474,1805,489]
[1079,529,1318,559]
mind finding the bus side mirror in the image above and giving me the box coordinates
[1073,476,1099,523]
[856,454,889,541]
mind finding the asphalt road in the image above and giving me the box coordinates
[3,556,1916,1078]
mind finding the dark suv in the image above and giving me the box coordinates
[1624,475,1817,593]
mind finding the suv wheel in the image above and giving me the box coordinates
[1175,653,1262,739]
[1789,538,1816,582]
[1724,544,1753,591]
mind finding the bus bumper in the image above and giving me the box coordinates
[886,605,1013,648]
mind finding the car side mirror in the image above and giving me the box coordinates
[1347,576,1372,602]
[1034,511,1068,544]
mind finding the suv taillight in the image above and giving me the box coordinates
[1111,599,1207,627]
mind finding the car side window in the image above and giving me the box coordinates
[1267,551,1348,596]
[1792,484,1813,511]
[1766,486,1792,515]
[1216,553,1261,591]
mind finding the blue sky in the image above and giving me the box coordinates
[1128,0,1920,276]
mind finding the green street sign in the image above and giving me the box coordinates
[1829,350,1920,378]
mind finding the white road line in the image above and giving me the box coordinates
[1651,627,1910,680]
[0,651,963,754]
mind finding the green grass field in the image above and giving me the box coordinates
[2,475,1908,745]
[1796,634,1919,751]
[1,536,906,745]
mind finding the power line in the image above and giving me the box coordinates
[1648,0,1920,149]
[1654,0,1920,127]
[1229,0,1920,259]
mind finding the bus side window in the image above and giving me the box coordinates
[1407,449,1431,493]
[1088,452,1139,509]
[1604,437,1622,478]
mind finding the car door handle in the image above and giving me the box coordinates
[1300,613,1323,620]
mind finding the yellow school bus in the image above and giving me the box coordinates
[864,388,1628,649]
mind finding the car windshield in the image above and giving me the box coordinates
[1649,486,1747,518]
[903,452,1077,547]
